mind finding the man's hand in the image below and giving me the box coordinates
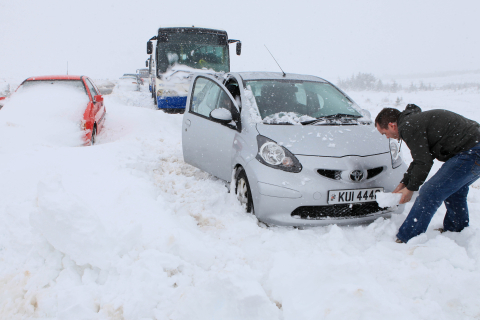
[393,183,406,193]
[393,183,414,204]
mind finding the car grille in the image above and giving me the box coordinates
[291,202,388,219]
[317,166,384,180]
[367,167,384,179]
[317,169,341,180]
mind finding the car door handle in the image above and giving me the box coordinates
[185,119,191,127]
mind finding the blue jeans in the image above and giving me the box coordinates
[397,142,480,243]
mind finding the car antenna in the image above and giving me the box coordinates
[264,45,286,77]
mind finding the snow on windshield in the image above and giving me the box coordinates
[263,112,316,125]
[0,83,89,148]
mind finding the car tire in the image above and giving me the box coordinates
[235,168,254,213]
[90,126,97,146]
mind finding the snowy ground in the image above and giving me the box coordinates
[1,81,480,319]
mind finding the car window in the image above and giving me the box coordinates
[191,77,223,117]
[216,90,235,114]
[85,79,98,99]
[191,77,237,120]
[89,78,101,94]
[20,80,87,95]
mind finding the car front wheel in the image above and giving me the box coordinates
[235,168,254,213]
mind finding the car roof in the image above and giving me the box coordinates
[24,75,84,81]
[229,72,327,82]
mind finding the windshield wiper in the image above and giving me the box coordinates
[300,113,362,125]
[323,113,362,119]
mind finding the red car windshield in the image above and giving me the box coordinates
[20,80,87,96]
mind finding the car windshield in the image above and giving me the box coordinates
[157,43,229,73]
[246,80,362,123]
[20,80,87,95]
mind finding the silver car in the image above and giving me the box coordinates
[182,72,407,226]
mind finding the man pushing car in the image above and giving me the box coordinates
[375,104,480,243]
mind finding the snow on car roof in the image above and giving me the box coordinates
[232,72,327,82]
[25,75,83,81]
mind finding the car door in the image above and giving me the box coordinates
[183,75,240,181]
[85,78,106,130]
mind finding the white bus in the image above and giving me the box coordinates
[146,27,241,113]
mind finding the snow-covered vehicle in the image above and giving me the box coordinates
[182,72,407,226]
[136,68,149,80]
[118,75,141,91]
[146,27,241,113]
[10,75,106,145]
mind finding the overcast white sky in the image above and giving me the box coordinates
[1,0,479,81]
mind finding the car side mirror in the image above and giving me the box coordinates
[210,108,233,124]
[94,95,103,103]
[147,41,153,54]
[236,42,242,55]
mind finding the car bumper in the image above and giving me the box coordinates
[157,96,187,109]
[244,153,407,226]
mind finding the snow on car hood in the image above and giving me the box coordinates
[255,123,389,157]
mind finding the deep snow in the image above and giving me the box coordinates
[1,82,480,319]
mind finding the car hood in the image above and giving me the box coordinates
[255,123,389,157]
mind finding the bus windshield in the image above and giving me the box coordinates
[157,43,229,73]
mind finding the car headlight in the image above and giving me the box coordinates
[389,139,403,168]
[256,135,302,173]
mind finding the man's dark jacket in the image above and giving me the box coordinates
[398,104,480,191]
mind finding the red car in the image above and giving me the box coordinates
[18,75,106,145]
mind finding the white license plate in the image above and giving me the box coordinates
[328,188,384,204]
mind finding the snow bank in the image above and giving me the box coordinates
[0,84,88,148]
[31,177,117,269]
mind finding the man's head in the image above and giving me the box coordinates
[375,108,401,140]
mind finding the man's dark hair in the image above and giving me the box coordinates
[375,108,401,129]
